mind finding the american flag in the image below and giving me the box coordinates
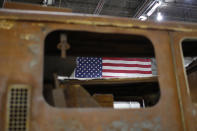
[75,57,152,78]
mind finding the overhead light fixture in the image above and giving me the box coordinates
[139,15,147,21]
[138,0,162,21]
[43,0,54,6]
[147,1,162,17]
[157,12,163,21]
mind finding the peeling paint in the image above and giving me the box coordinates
[54,118,85,131]
[20,34,40,42]
[28,44,40,68]
[130,128,142,131]
[64,19,194,32]
[30,59,38,68]
[0,16,18,20]
[141,120,154,129]
[31,121,41,131]
[41,26,47,34]
[130,117,161,131]
[32,23,45,27]
[28,44,40,55]
[131,122,153,131]
[65,19,92,25]
[103,118,162,131]
[192,109,196,116]
[0,20,14,30]
[103,121,129,131]
[131,121,160,131]
[65,19,134,28]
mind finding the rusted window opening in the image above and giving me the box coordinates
[43,30,160,109]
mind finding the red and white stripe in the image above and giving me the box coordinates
[102,57,152,78]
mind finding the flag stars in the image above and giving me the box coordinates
[75,57,102,78]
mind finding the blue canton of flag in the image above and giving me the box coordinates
[75,57,102,78]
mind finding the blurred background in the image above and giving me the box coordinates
[0,0,197,23]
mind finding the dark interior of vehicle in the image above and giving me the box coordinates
[43,30,160,108]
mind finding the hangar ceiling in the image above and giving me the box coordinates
[150,0,197,22]
[3,0,197,23]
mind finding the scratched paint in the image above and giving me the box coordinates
[0,20,14,30]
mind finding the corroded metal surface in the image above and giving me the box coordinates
[0,9,197,32]
[0,9,196,131]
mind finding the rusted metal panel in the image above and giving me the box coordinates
[0,9,197,32]
[187,72,197,103]
[0,9,196,130]
[170,32,197,131]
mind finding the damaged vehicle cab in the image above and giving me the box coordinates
[0,7,197,131]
